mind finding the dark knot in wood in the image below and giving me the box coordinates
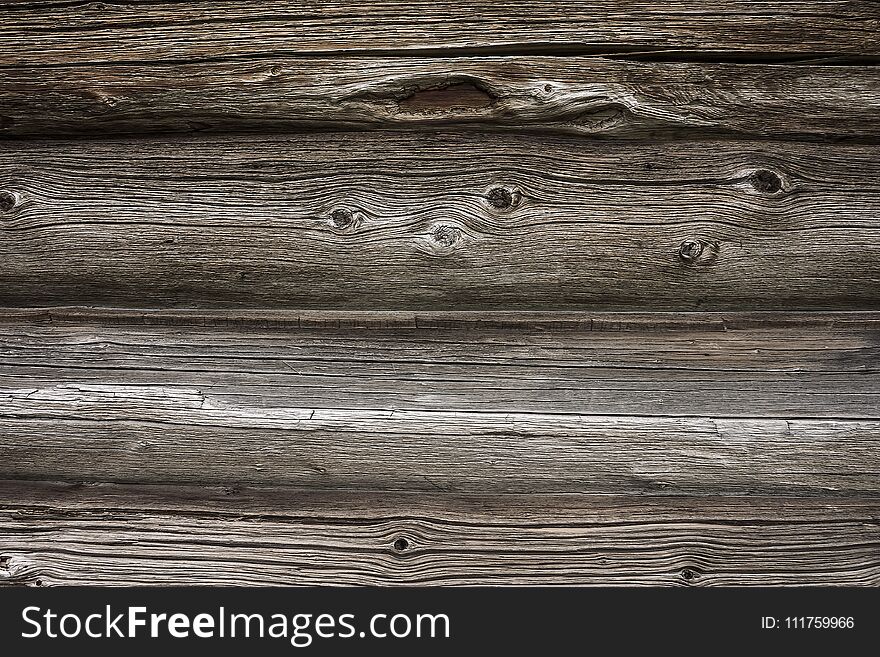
[680,568,699,581]
[0,191,18,213]
[329,208,354,230]
[392,537,409,552]
[431,224,461,248]
[750,169,783,194]
[487,187,514,209]
[678,239,704,263]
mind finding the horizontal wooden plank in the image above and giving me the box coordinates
[5,479,879,524]
[2,132,879,310]
[5,394,878,495]
[1,1,878,68]
[1,311,878,496]
[0,311,877,418]
[1,482,877,585]
[3,307,880,330]
[2,57,879,139]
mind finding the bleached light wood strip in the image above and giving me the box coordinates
[2,386,879,494]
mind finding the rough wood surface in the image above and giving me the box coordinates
[2,57,878,139]
[1,312,877,496]
[1,310,877,418]
[1,482,877,586]
[2,2,879,588]
[2,132,879,310]
[2,1,878,68]
[6,403,880,495]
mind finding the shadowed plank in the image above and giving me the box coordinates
[1,482,877,586]
[2,132,880,310]
[1,57,878,139]
[1,1,878,67]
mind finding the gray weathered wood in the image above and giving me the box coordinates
[2,1,879,589]
[1,311,878,496]
[5,394,878,494]
[2,133,879,310]
[0,310,877,418]
[2,57,878,139]
[1,481,877,586]
[1,1,878,68]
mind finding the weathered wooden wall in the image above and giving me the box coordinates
[1,1,878,586]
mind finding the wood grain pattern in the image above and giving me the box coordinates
[2,2,879,589]
[2,1,878,68]
[2,132,879,310]
[2,57,879,139]
[7,400,880,495]
[1,312,877,496]
[1,482,877,586]
[1,310,878,418]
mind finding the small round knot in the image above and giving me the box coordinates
[329,208,354,230]
[749,169,783,194]
[680,568,698,582]
[431,224,461,248]
[543,83,553,93]
[269,65,283,76]
[0,191,18,213]
[392,537,409,552]
[678,239,704,263]
[486,187,514,210]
